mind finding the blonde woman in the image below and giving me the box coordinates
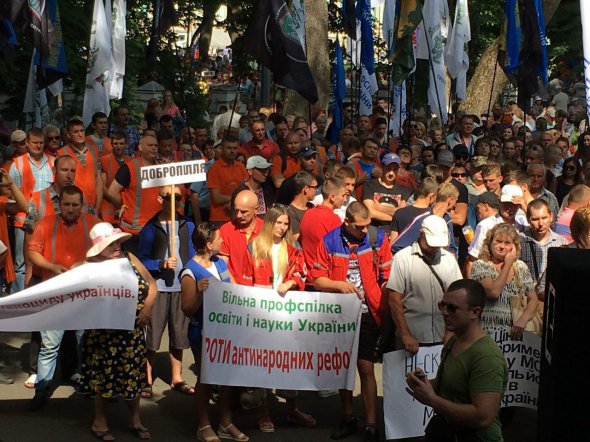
[469,223,539,339]
[242,205,315,432]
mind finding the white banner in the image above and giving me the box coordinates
[201,280,361,391]
[140,160,206,188]
[445,0,470,101]
[383,331,541,440]
[0,259,138,331]
[581,0,590,121]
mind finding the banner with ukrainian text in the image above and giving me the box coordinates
[0,259,138,331]
[202,280,362,390]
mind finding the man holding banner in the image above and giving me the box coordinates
[26,185,100,410]
[312,202,392,442]
[405,279,507,442]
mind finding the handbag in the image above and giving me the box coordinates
[509,263,543,334]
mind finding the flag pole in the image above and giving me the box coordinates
[349,42,354,126]
[226,74,243,137]
[486,59,499,119]
[386,30,392,136]
[422,24,444,124]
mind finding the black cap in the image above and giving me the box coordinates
[453,144,469,157]
[477,191,499,209]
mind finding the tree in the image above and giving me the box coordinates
[461,0,562,114]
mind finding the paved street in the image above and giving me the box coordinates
[0,332,535,442]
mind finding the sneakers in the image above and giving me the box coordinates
[26,390,49,411]
[330,416,357,440]
[0,370,14,385]
[364,425,379,442]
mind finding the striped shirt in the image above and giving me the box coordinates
[519,228,568,293]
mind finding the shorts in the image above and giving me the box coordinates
[357,311,381,363]
[146,291,190,351]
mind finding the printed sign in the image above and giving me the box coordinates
[0,259,138,331]
[201,279,361,391]
[140,159,206,188]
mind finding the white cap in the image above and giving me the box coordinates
[246,155,272,169]
[500,184,523,203]
[421,215,449,248]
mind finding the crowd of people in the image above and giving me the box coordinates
[0,82,589,442]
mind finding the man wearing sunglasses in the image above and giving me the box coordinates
[406,279,507,442]
[138,185,196,398]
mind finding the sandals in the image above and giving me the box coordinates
[92,429,116,441]
[218,423,249,441]
[171,381,195,396]
[286,409,317,427]
[197,425,221,442]
[24,374,37,389]
[129,425,151,440]
[139,386,153,399]
[257,415,275,433]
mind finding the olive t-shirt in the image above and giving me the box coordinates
[433,334,507,442]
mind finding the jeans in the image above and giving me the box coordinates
[9,227,25,294]
[35,329,83,392]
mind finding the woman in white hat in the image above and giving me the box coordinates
[79,222,158,441]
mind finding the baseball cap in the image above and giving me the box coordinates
[246,155,272,169]
[477,191,499,209]
[500,184,523,202]
[299,146,319,157]
[470,156,488,168]
[420,215,449,248]
[436,150,454,167]
[382,153,401,166]
[10,130,26,143]
[546,107,556,118]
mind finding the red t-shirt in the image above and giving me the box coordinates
[299,205,342,269]
[239,139,279,161]
[219,217,264,285]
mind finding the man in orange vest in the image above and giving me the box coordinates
[8,127,54,293]
[85,111,112,158]
[108,135,162,254]
[58,118,103,215]
[26,185,99,411]
[99,131,132,225]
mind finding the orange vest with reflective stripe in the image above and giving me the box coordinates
[58,145,100,210]
[30,187,59,224]
[100,154,131,224]
[85,135,112,158]
[12,154,54,228]
[35,213,97,281]
[0,196,15,283]
[120,159,162,234]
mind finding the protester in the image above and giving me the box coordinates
[556,184,590,241]
[80,222,157,441]
[469,223,539,338]
[287,170,318,241]
[138,186,195,398]
[108,106,140,155]
[406,279,507,442]
[26,185,100,410]
[85,112,112,157]
[242,205,315,432]
[180,222,249,442]
[569,207,590,248]
[313,202,392,442]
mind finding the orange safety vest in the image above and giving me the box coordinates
[30,187,60,224]
[35,213,96,281]
[120,158,162,234]
[12,154,54,228]
[100,154,131,224]
[85,135,112,157]
[58,145,100,210]
[0,196,15,283]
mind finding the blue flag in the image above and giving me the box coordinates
[33,0,67,90]
[330,39,346,144]
[356,0,377,115]
[534,0,548,83]
[499,0,520,76]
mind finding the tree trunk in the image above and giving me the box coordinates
[283,0,330,116]
[460,0,562,114]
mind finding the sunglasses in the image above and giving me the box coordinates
[438,300,469,314]
[451,172,467,178]
[272,203,288,209]
[564,166,577,171]
[47,136,60,141]
[306,184,319,189]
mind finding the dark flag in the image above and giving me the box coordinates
[35,0,67,90]
[517,0,543,100]
[146,0,178,67]
[243,0,318,103]
[342,0,356,40]
[390,0,423,85]
[330,39,346,144]
[27,0,53,64]
[498,0,520,84]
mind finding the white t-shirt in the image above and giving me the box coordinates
[271,243,283,290]
[0,240,6,255]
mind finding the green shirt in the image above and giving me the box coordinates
[434,335,508,442]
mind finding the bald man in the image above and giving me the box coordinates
[219,190,263,284]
